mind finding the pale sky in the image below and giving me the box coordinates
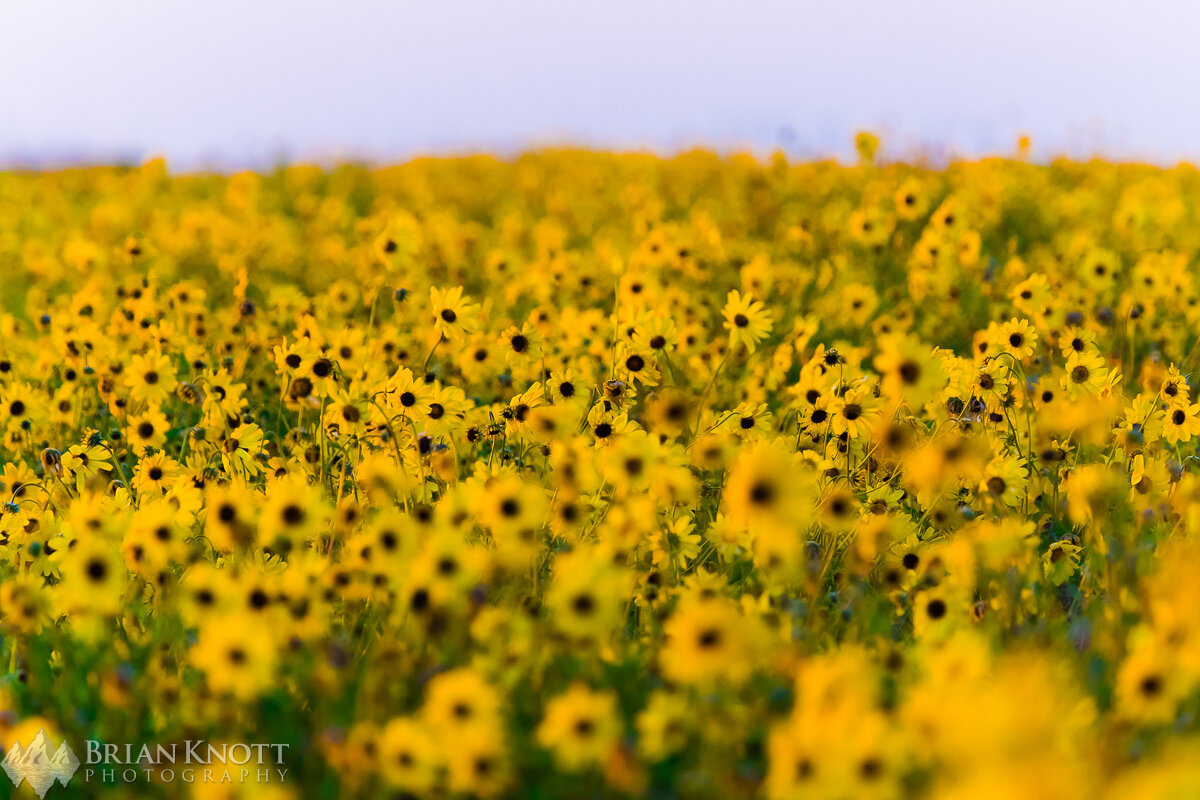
[2,1,1198,168]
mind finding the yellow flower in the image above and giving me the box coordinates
[979,453,1028,509]
[125,350,176,406]
[854,130,880,164]
[660,596,758,688]
[1062,349,1109,399]
[545,546,632,642]
[62,439,113,492]
[998,317,1038,361]
[379,717,440,793]
[220,422,266,478]
[430,285,479,341]
[636,691,691,761]
[829,384,880,440]
[722,290,772,353]
[536,684,622,772]
[1163,401,1199,445]
[191,614,279,700]
[422,667,503,736]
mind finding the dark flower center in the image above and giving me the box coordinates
[750,480,775,505]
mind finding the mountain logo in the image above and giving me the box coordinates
[1,729,80,798]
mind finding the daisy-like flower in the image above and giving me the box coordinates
[633,314,678,355]
[722,290,772,353]
[220,422,266,478]
[126,350,176,406]
[615,341,660,387]
[1012,272,1052,316]
[998,317,1038,360]
[1062,350,1109,399]
[649,514,702,569]
[829,384,881,440]
[429,285,479,341]
[979,453,1029,508]
[191,614,279,700]
[498,322,543,366]
[874,332,946,408]
[323,391,370,442]
[127,405,170,456]
[62,434,113,493]
[1163,401,1199,445]
[586,402,636,446]
[723,401,772,440]
[131,452,182,496]
[659,596,758,689]
[536,684,622,772]
[384,366,433,419]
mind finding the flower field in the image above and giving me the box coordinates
[3,147,1200,798]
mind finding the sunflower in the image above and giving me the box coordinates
[421,667,503,736]
[384,366,433,419]
[979,453,1029,509]
[126,405,170,456]
[191,614,279,700]
[474,474,548,560]
[536,684,622,772]
[122,498,187,574]
[545,546,631,642]
[615,341,660,388]
[841,283,879,327]
[379,717,441,793]
[998,317,1039,361]
[58,534,126,616]
[131,451,182,496]
[894,177,928,221]
[272,338,317,379]
[1012,273,1052,317]
[724,401,772,440]
[430,285,479,341]
[1062,350,1109,399]
[632,314,678,355]
[1162,401,1199,445]
[125,350,176,406]
[829,384,881,440]
[0,573,49,634]
[259,475,325,555]
[723,439,815,532]
[660,596,757,688]
[0,382,41,436]
[421,383,471,440]
[874,333,946,408]
[291,350,338,399]
[498,322,543,366]
[1115,637,1185,725]
[722,290,773,353]
[648,513,702,569]
[204,481,260,552]
[586,402,636,446]
[445,725,509,798]
[62,437,113,493]
[458,333,500,385]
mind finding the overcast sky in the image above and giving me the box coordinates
[2,1,1198,168]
